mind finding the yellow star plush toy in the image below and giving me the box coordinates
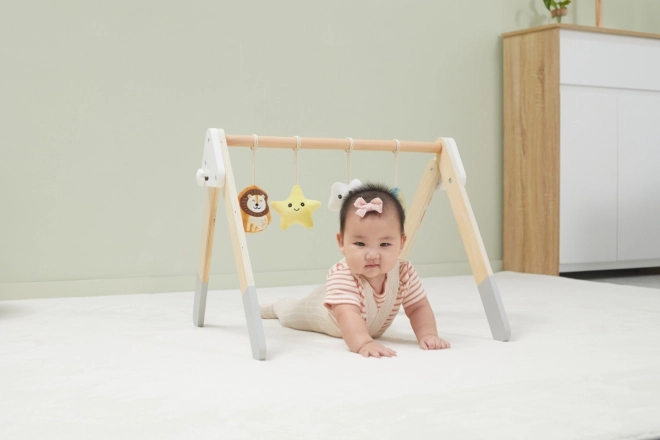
[271,185,321,230]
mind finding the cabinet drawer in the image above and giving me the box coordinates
[560,30,660,92]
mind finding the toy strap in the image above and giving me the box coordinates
[346,137,354,182]
[251,134,258,185]
[393,139,401,187]
[293,135,301,185]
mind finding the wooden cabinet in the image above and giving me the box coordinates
[503,24,660,275]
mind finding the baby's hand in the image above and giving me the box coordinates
[419,335,451,350]
[358,341,397,358]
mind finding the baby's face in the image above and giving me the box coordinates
[337,211,406,284]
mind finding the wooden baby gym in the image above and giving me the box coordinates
[193,129,511,360]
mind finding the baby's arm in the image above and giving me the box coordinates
[332,304,397,358]
[404,297,451,350]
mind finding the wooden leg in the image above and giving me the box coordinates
[400,156,442,261]
[193,187,220,327]
[438,138,511,342]
[220,140,267,361]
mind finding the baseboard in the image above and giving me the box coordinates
[0,260,503,301]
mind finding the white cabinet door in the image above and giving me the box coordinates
[560,87,618,265]
[617,94,660,261]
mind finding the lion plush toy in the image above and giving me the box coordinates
[238,185,271,233]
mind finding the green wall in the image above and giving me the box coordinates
[2,0,659,299]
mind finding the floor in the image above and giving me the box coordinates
[2,271,660,440]
[563,267,660,290]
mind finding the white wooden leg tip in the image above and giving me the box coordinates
[193,274,208,327]
[243,286,268,360]
[477,276,511,342]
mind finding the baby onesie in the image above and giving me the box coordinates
[260,260,426,338]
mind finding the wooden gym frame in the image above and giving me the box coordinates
[193,129,510,360]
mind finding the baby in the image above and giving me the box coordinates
[260,182,450,358]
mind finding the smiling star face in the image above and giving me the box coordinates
[271,185,321,230]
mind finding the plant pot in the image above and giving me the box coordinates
[551,8,568,22]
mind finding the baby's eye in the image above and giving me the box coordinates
[380,243,391,247]
[354,242,365,247]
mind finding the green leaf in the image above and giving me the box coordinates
[543,0,552,11]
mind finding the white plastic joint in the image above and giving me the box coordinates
[196,128,226,188]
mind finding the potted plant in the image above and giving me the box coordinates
[543,0,571,23]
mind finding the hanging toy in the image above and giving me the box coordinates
[329,179,362,211]
[239,185,270,233]
[272,185,321,230]
[271,136,321,230]
[391,139,406,210]
[238,135,271,233]
[328,137,363,211]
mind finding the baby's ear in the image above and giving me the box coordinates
[336,232,345,254]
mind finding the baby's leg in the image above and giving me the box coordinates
[260,286,342,337]
[259,302,281,319]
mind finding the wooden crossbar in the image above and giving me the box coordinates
[225,134,442,153]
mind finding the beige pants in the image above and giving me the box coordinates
[260,285,343,338]
[260,261,400,339]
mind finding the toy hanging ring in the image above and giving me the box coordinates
[252,134,259,151]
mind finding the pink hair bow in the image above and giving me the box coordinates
[354,197,383,218]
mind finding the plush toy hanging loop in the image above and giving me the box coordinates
[328,137,362,211]
[237,134,271,233]
[271,135,321,230]
[393,139,400,187]
[391,139,405,209]
[346,137,353,182]
[251,134,258,185]
[293,135,300,185]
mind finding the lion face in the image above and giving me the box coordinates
[247,194,267,213]
[239,187,270,217]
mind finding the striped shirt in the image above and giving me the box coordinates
[323,260,426,333]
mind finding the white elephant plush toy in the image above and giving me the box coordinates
[328,179,363,211]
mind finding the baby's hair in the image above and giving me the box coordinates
[339,182,405,234]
